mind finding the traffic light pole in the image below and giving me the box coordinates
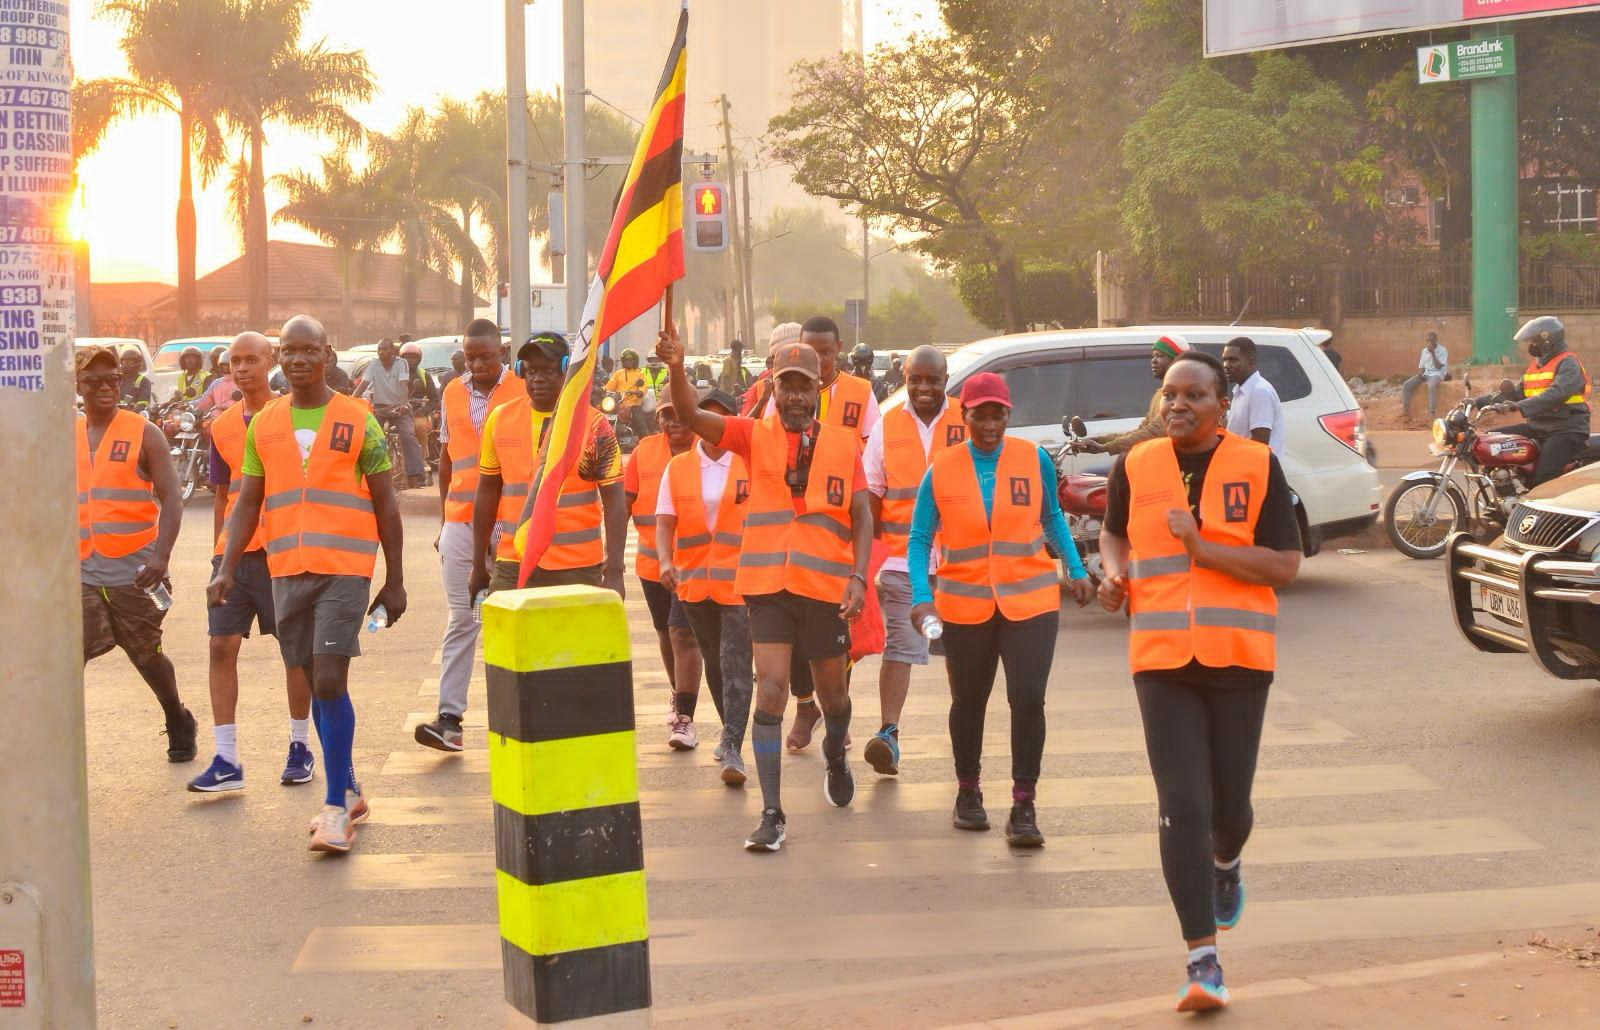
[564,0,588,336]
[505,0,532,346]
[1470,23,1518,363]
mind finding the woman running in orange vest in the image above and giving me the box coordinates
[1097,350,1302,1012]
[907,373,1093,849]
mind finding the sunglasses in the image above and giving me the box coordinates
[80,373,123,389]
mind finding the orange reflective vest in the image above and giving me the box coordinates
[930,437,1058,625]
[628,433,676,582]
[491,395,604,569]
[879,402,966,557]
[825,372,874,441]
[1523,351,1592,408]
[442,373,522,524]
[253,393,381,579]
[735,417,860,604]
[1124,435,1277,674]
[210,403,267,556]
[77,409,159,560]
[667,446,750,606]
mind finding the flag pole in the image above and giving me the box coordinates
[662,283,675,337]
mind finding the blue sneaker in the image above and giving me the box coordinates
[281,741,316,785]
[1176,953,1229,1012]
[863,725,900,776]
[1214,861,1245,930]
[187,755,244,793]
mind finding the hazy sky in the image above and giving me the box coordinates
[71,0,943,282]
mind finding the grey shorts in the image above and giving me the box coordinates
[270,573,370,669]
[878,569,929,666]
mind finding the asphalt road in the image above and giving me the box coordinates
[79,493,1600,1028]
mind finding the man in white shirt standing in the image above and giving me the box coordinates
[1402,331,1449,421]
[860,345,968,776]
[1222,336,1285,455]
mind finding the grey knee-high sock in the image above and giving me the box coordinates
[822,696,852,763]
[751,709,784,811]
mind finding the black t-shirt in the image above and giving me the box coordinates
[1104,441,1301,689]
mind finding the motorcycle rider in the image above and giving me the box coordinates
[118,347,153,415]
[1476,316,1591,486]
[604,348,653,442]
[359,337,427,488]
[850,343,886,401]
[1078,334,1191,456]
[175,346,208,402]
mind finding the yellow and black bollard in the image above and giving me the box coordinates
[483,585,649,1025]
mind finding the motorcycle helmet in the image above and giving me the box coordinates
[620,348,640,367]
[399,341,423,359]
[1513,315,1565,359]
[850,342,874,370]
[179,346,203,369]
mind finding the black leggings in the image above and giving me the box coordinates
[943,611,1057,784]
[1134,674,1270,942]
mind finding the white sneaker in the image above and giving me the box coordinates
[309,804,356,853]
[667,714,698,751]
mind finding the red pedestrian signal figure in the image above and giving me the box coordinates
[689,181,728,252]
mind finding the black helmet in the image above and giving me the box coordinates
[1514,315,1565,357]
[850,343,873,364]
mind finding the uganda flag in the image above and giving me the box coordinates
[515,0,687,586]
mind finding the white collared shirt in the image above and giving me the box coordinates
[863,397,948,573]
[1227,370,1285,455]
[439,368,511,444]
[655,441,734,521]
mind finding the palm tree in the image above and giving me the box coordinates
[80,0,236,333]
[427,96,506,324]
[273,153,378,346]
[221,0,372,329]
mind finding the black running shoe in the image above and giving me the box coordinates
[1005,800,1044,848]
[414,713,464,753]
[1214,861,1245,930]
[823,756,855,808]
[165,706,198,763]
[744,808,786,852]
[953,787,989,831]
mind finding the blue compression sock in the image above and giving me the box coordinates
[318,693,355,807]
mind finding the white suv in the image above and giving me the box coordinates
[937,325,1382,553]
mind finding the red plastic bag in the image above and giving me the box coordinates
[848,541,890,662]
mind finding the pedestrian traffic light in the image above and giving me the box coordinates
[689,182,728,253]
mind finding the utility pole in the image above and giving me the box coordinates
[563,0,588,336]
[0,4,97,1025]
[504,0,532,345]
[717,94,751,348]
[742,169,756,348]
[861,215,871,344]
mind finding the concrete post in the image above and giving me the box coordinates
[0,4,97,1024]
[505,0,533,346]
[564,0,588,335]
[1469,25,1518,363]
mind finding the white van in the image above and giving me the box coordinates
[935,325,1382,553]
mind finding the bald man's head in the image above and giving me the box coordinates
[905,345,946,376]
[280,314,327,346]
[277,315,329,391]
[229,332,275,398]
[904,345,949,420]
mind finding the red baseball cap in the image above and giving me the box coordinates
[960,372,1011,409]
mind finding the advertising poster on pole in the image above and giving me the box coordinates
[1206,0,1600,56]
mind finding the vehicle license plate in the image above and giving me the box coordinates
[1479,584,1523,625]
[176,432,199,441]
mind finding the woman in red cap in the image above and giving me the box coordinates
[908,372,1094,847]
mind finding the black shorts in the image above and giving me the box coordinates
[270,573,369,669]
[208,552,276,638]
[639,577,690,632]
[746,590,850,661]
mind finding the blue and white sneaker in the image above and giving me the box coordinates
[187,755,244,793]
[1214,861,1245,930]
[1176,953,1229,1012]
[281,741,316,785]
[863,725,900,776]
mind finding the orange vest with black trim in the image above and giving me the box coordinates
[442,373,522,524]
[880,402,966,557]
[1124,434,1277,674]
[491,395,604,568]
[253,393,380,579]
[930,437,1058,624]
[825,372,873,443]
[667,446,750,605]
[77,409,159,560]
[1522,351,1592,408]
[629,433,676,582]
[210,403,267,556]
[736,417,859,604]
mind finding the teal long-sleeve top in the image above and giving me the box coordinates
[908,439,1087,607]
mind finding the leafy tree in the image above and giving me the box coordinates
[956,260,1095,331]
[273,153,378,346]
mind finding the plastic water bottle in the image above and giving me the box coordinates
[471,589,488,624]
[137,566,173,612]
[920,614,944,641]
[366,604,388,634]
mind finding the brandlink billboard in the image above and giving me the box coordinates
[1205,1,1600,56]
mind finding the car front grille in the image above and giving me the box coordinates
[1505,503,1595,551]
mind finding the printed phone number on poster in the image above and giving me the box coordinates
[0,26,64,48]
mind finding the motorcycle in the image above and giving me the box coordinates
[1054,415,1108,582]
[598,389,639,452]
[1384,387,1600,559]
[155,398,211,503]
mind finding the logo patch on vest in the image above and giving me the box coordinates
[109,440,131,463]
[1009,476,1031,507]
[842,401,862,427]
[329,421,355,454]
[735,479,750,504]
[1223,481,1251,523]
[826,474,845,507]
[945,424,966,446]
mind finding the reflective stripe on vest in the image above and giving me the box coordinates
[879,403,966,557]
[442,373,523,524]
[253,393,381,578]
[491,395,607,567]
[77,409,158,560]
[1124,434,1278,674]
[734,417,859,604]
[929,437,1059,625]
[1522,351,1592,408]
[667,447,750,605]
[210,403,266,556]
[629,434,674,582]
